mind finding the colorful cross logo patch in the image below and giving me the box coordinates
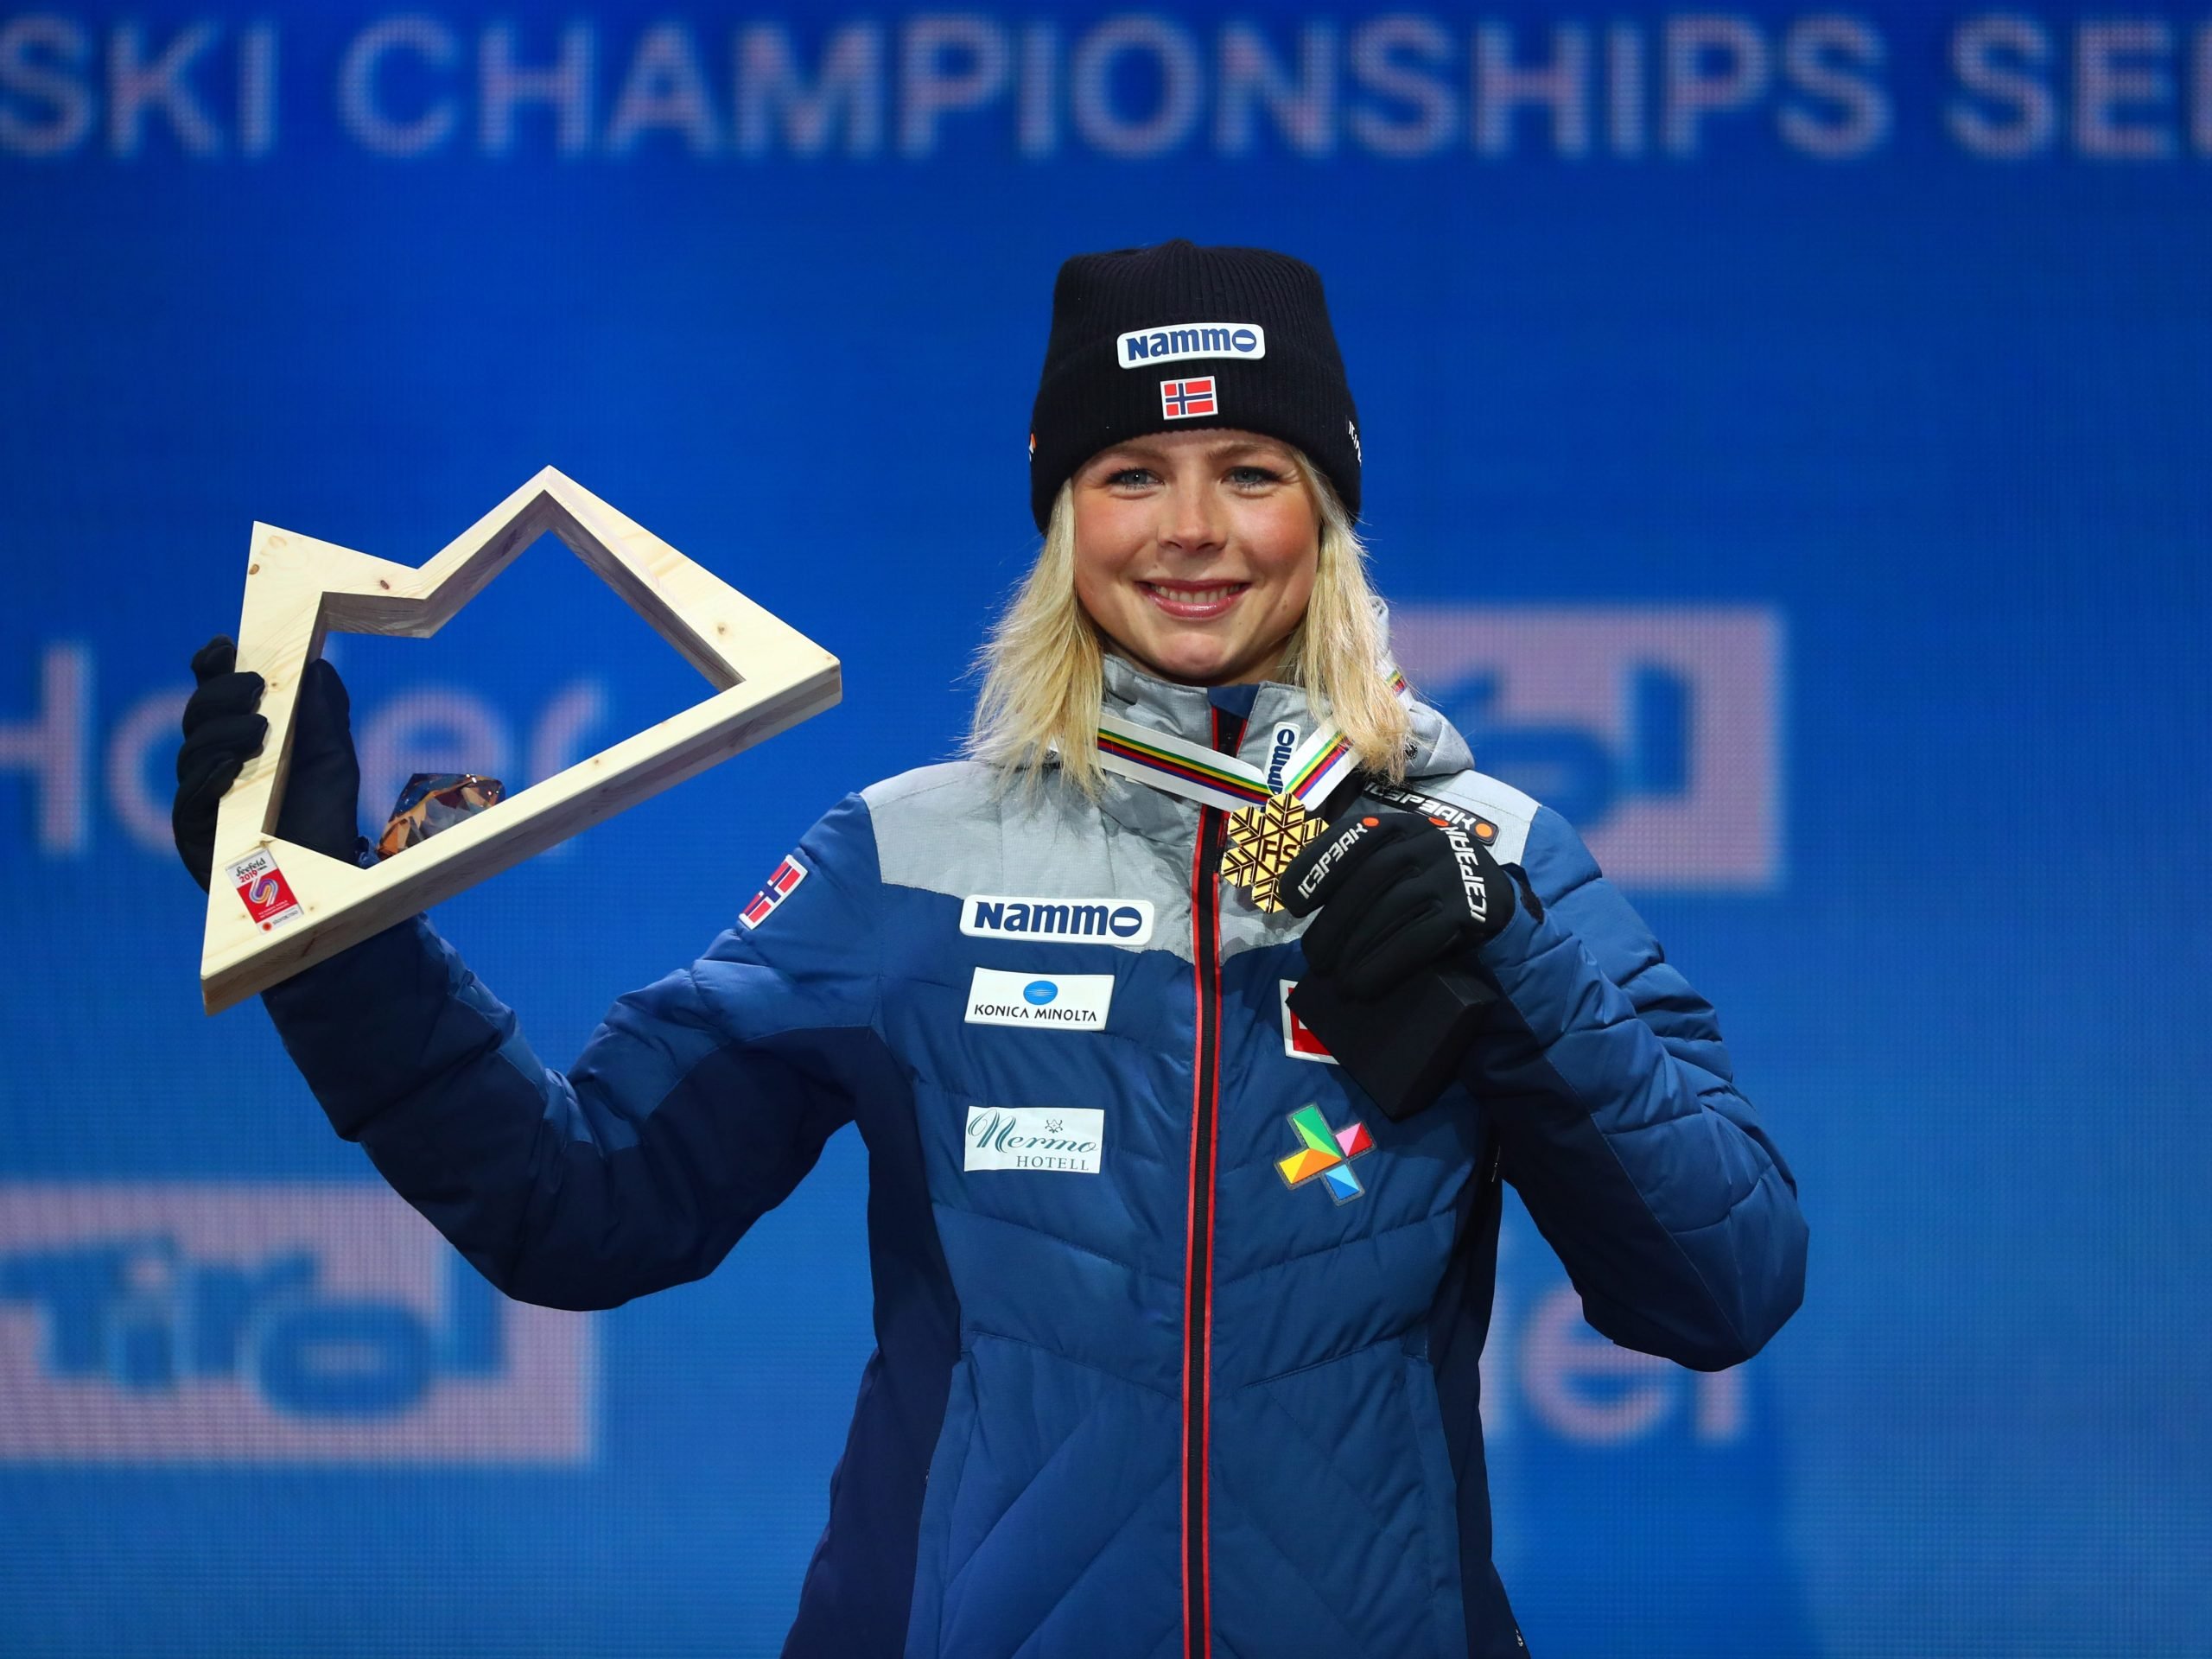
[1275,1103,1375,1204]
[1160,377,1217,419]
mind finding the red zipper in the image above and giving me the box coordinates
[1181,706,1241,1659]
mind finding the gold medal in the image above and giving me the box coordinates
[1220,793,1325,912]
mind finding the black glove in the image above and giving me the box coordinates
[172,636,362,891]
[1280,808,1519,1000]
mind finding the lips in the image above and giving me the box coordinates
[1137,580,1249,620]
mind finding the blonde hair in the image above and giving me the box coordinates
[967,452,1410,796]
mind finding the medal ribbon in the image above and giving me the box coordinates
[1093,672,1412,815]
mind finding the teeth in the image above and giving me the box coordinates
[1147,583,1241,603]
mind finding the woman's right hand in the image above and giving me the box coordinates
[171,636,363,891]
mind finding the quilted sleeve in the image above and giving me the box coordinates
[258,793,886,1312]
[1459,804,1808,1370]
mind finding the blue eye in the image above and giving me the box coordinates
[1228,466,1284,486]
[1106,467,1157,487]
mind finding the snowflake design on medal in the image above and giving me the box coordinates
[1220,794,1324,912]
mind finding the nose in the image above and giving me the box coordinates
[1155,481,1227,560]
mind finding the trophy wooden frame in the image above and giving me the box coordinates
[199,466,840,1014]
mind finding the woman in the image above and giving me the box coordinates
[172,240,1806,1659]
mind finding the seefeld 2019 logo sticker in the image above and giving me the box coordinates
[226,848,303,931]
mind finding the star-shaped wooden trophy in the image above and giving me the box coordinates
[199,467,839,1014]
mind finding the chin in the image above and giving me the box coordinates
[1144,648,1237,686]
[1114,621,1261,687]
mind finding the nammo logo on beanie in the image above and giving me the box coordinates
[1116,323,1267,367]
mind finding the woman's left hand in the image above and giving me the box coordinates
[1280,808,1519,998]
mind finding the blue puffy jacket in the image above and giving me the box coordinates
[264,656,1806,1658]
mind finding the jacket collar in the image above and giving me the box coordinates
[1091,640,1471,842]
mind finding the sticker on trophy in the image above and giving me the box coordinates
[1219,793,1325,912]
[227,849,304,931]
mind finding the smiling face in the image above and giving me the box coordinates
[1068,429,1321,688]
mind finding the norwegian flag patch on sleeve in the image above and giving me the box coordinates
[739,854,808,928]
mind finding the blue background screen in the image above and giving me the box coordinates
[3,4,2208,1654]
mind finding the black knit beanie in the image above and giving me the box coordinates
[1027,240,1361,531]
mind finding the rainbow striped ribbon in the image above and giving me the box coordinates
[1093,672,1413,816]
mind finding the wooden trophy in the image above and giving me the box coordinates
[199,466,840,1014]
